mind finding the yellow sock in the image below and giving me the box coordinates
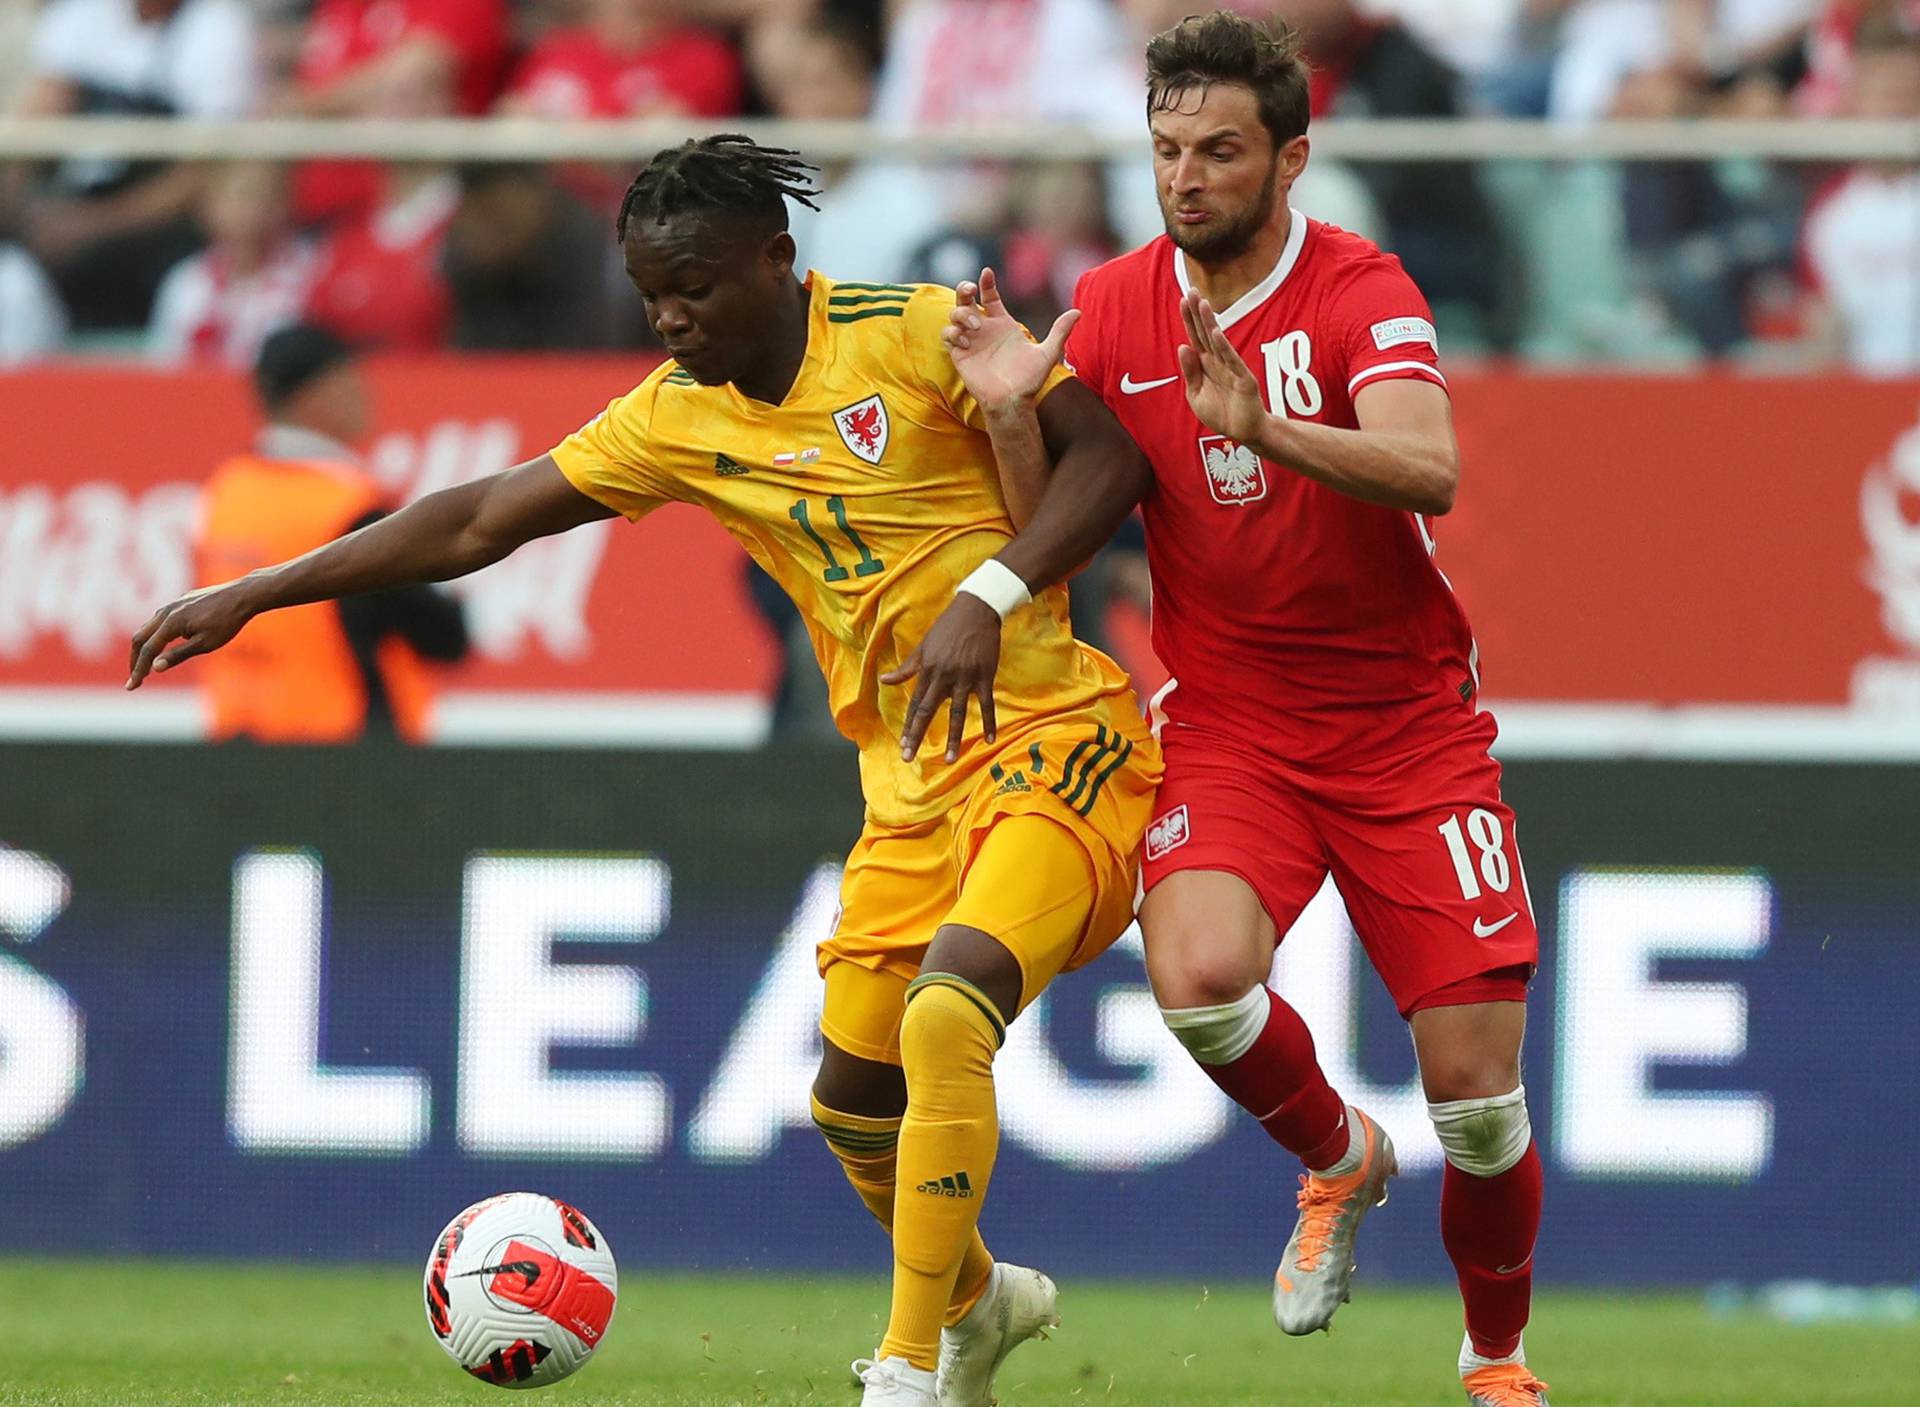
[880,976,1005,1369]
[810,1092,995,1328]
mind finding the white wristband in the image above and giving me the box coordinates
[956,559,1032,620]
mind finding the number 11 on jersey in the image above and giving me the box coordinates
[790,495,884,583]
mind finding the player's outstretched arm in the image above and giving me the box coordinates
[943,267,1079,531]
[886,381,1151,762]
[127,456,614,688]
[1180,290,1460,515]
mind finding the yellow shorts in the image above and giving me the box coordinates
[818,716,1162,1065]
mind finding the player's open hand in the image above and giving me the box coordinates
[126,580,261,689]
[882,594,1001,764]
[943,268,1079,414]
[1178,290,1268,446]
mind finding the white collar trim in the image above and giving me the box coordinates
[1173,210,1309,330]
[257,424,359,466]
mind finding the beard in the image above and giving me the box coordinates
[1161,161,1280,264]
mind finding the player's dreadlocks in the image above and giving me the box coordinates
[616,135,823,243]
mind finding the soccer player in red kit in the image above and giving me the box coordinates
[923,12,1550,1406]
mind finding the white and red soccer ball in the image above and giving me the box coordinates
[423,1193,618,1389]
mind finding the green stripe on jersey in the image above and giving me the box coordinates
[830,282,912,293]
[826,307,906,324]
[827,291,912,307]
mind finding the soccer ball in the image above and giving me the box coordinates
[423,1192,618,1388]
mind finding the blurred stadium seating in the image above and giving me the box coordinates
[0,0,1916,367]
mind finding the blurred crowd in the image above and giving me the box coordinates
[1,0,1917,373]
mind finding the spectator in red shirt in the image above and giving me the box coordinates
[499,0,745,119]
[285,0,509,224]
[301,59,458,350]
[303,167,456,350]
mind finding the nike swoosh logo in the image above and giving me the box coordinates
[1494,1253,1533,1275]
[1473,913,1519,938]
[1119,373,1179,394]
[457,1260,542,1285]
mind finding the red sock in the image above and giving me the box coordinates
[1193,988,1348,1169]
[1441,1139,1543,1360]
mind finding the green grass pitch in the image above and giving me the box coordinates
[1,1260,1912,1406]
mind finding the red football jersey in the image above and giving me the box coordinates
[303,180,455,351]
[294,0,510,224]
[1068,216,1482,768]
[506,26,745,120]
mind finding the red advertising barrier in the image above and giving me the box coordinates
[3,358,1917,753]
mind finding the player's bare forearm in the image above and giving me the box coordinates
[128,457,611,686]
[994,381,1151,591]
[247,459,609,609]
[1249,380,1460,515]
[979,400,1052,531]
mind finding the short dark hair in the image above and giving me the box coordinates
[1145,12,1312,148]
[254,323,354,410]
[615,134,823,244]
[1855,12,1920,57]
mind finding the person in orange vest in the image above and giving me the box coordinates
[197,323,470,742]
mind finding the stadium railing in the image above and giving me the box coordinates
[1,116,1917,163]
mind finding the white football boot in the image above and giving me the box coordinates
[1461,1334,1551,1406]
[852,1355,938,1407]
[1272,1106,1398,1335]
[935,1263,1061,1407]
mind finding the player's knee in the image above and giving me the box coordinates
[811,1042,906,1122]
[1143,921,1265,1009]
[1147,936,1268,1009]
[900,976,1004,1078]
[1142,888,1272,1008]
[1428,1084,1531,1177]
[1418,1047,1522,1104]
[1159,983,1268,1066]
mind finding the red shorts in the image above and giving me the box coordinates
[1141,718,1539,1017]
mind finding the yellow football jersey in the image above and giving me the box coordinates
[550,274,1145,825]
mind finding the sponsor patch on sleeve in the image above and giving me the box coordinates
[1370,317,1438,352]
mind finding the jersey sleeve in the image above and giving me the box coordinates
[1063,268,1108,396]
[901,283,1074,431]
[548,383,676,522]
[1330,258,1448,402]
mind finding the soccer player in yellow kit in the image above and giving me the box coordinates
[127,137,1160,1407]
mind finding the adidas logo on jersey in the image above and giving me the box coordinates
[713,453,750,476]
[990,764,1031,794]
[915,1172,974,1198]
